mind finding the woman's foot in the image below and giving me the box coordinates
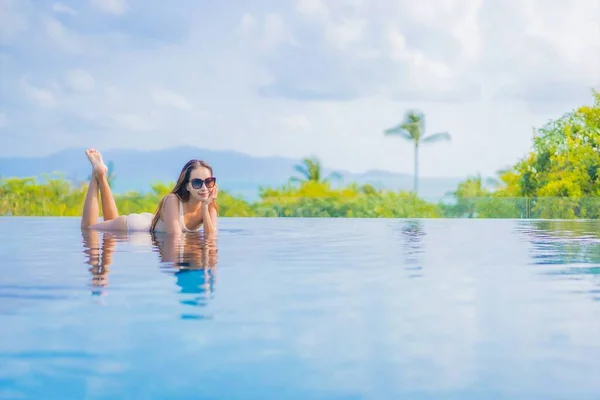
[85,148,108,180]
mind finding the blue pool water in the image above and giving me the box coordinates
[1,217,600,399]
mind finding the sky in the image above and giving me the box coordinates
[0,0,599,177]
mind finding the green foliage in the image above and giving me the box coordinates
[443,91,600,219]
[257,180,441,218]
[3,175,600,220]
[515,91,600,198]
[0,174,87,216]
[290,156,342,183]
[0,177,440,218]
[2,92,599,220]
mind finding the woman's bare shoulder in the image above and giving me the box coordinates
[159,194,179,215]
[164,193,179,203]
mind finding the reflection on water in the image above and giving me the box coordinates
[2,218,600,399]
[153,233,218,320]
[81,230,126,296]
[517,220,600,301]
[81,229,218,317]
[400,219,425,278]
[517,220,600,264]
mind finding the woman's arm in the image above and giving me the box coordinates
[161,194,182,236]
[202,185,218,236]
[202,203,218,236]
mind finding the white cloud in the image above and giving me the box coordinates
[236,12,295,51]
[67,69,95,92]
[151,89,194,111]
[111,113,155,132]
[264,13,289,48]
[1,0,599,179]
[91,0,126,16]
[324,17,367,50]
[20,79,57,108]
[44,17,84,53]
[522,0,600,79]
[475,0,600,102]
[238,13,257,35]
[52,2,78,15]
[40,15,129,57]
[297,0,329,18]
[296,0,367,50]
[0,0,31,44]
[281,114,313,133]
[387,26,452,83]
[447,0,483,62]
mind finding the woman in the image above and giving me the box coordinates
[80,148,218,236]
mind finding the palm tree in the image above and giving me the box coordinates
[290,156,342,183]
[384,110,451,195]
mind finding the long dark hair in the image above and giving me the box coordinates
[150,159,218,232]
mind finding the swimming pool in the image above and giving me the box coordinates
[1,217,600,399]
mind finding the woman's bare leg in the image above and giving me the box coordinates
[82,148,126,230]
[81,171,100,229]
[87,148,119,221]
[97,172,119,221]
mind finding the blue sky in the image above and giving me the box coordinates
[1,0,599,177]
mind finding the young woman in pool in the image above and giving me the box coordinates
[80,148,218,236]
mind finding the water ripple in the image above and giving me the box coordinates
[0,218,599,399]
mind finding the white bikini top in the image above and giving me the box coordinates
[179,200,202,232]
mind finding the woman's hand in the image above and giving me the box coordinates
[202,184,218,236]
[202,184,218,206]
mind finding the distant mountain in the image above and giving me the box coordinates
[0,147,463,202]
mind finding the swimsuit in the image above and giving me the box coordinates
[125,200,202,233]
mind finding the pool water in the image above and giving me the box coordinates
[1,217,600,399]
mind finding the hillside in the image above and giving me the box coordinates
[0,147,464,201]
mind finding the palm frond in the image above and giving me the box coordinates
[293,164,309,179]
[422,131,451,143]
[325,171,343,182]
[384,124,413,140]
[403,110,425,132]
[403,110,424,124]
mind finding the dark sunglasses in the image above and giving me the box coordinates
[190,177,216,189]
